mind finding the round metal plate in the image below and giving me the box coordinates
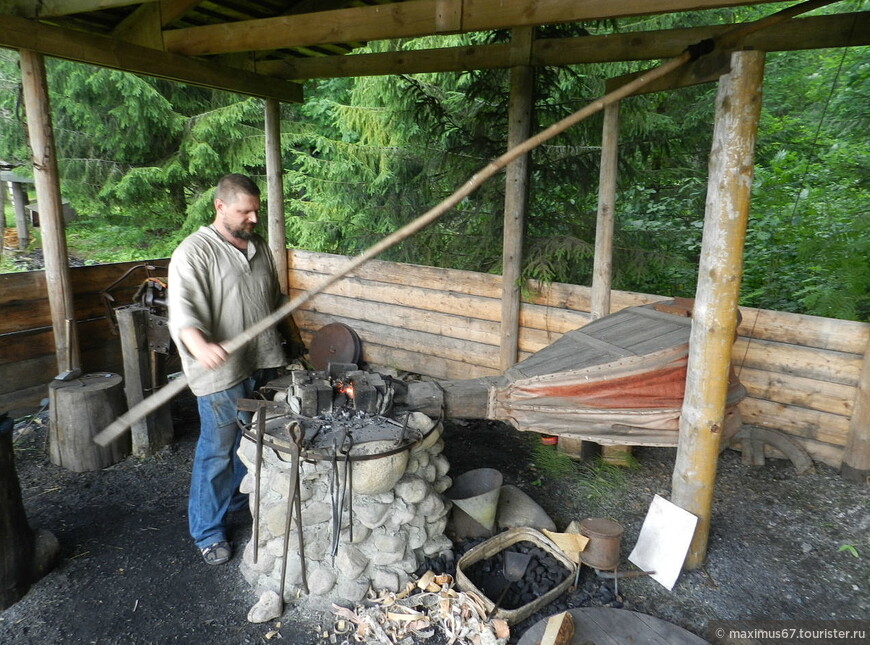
[308,322,361,371]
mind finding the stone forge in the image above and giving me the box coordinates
[237,407,453,606]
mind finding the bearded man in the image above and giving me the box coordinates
[168,174,290,565]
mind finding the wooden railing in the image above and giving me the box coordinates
[1,250,867,469]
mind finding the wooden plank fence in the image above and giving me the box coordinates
[288,251,869,469]
[0,261,168,414]
[1,250,866,469]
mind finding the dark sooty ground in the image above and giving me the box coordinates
[2,400,868,644]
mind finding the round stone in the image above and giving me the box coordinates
[336,544,369,580]
[372,567,400,593]
[247,591,282,624]
[422,534,453,556]
[335,578,370,602]
[355,501,391,529]
[395,475,428,504]
[432,454,450,478]
[373,533,406,554]
[308,567,337,596]
[433,475,452,494]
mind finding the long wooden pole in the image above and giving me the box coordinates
[840,333,870,483]
[264,98,288,295]
[93,50,693,447]
[94,2,829,448]
[499,27,534,371]
[19,50,79,374]
[671,49,765,569]
[590,102,620,320]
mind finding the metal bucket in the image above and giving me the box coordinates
[446,468,503,536]
[578,517,623,569]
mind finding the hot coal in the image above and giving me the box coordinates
[462,540,571,610]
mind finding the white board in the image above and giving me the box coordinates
[628,494,698,591]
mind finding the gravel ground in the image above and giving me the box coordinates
[2,397,868,644]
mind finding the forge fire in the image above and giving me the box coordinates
[236,365,453,606]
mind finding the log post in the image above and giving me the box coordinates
[0,180,5,262]
[0,412,33,609]
[671,50,765,569]
[499,27,534,371]
[19,50,79,374]
[10,180,29,250]
[588,101,632,465]
[116,306,173,457]
[265,98,288,295]
[590,101,620,320]
[840,333,870,483]
[1,413,60,610]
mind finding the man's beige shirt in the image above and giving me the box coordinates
[168,226,286,396]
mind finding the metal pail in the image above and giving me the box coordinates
[578,517,623,569]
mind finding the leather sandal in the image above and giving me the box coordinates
[201,541,232,565]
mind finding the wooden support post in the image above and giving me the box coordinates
[671,50,765,570]
[500,27,534,371]
[0,180,5,262]
[841,333,870,483]
[10,181,29,250]
[265,98,288,295]
[588,101,631,465]
[116,306,173,457]
[0,413,34,609]
[19,50,79,373]
[590,101,620,320]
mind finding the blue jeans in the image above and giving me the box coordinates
[188,377,255,549]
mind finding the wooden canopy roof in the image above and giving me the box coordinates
[0,1,867,103]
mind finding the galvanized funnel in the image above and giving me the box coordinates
[446,468,503,533]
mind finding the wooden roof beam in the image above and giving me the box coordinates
[0,13,303,103]
[111,0,203,48]
[257,11,869,80]
[4,0,153,18]
[163,0,783,56]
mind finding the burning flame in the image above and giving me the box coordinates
[336,380,354,399]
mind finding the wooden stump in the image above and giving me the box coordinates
[49,373,130,472]
[0,412,34,609]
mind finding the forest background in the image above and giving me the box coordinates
[0,2,867,322]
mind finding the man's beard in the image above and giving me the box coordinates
[230,227,254,241]
[227,222,255,240]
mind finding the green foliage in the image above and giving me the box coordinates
[0,54,272,263]
[530,441,629,504]
[531,442,577,480]
[574,459,629,503]
[742,46,870,320]
[0,7,867,322]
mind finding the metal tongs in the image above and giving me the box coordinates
[329,428,354,562]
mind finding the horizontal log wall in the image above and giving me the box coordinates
[0,261,169,416]
[1,251,866,469]
[289,251,869,468]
